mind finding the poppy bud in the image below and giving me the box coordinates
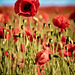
[32,28,35,31]
[49,38,52,43]
[3,29,6,33]
[48,23,51,27]
[21,25,24,30]
[6,31,9,35]
[49,54,53,59]
[54,55,59,58]
[59,32,62,37]
[58,43,63,49]
[9,25,12,29]
[73,42,75,44]
[51,31,54,35]
[19,33,22,38]
[13,19,16,23]
[5,23,7,27]
[43,23,46,27]
[66,37,70,44]
[65,46,68,50]
[37,36,40,40]
[65,29,67,32]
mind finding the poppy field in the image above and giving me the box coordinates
[0,0,75,75]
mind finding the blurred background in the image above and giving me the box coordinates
[0,0,75,6]
[0,0,75,21]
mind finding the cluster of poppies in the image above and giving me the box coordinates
[0,0,75,74]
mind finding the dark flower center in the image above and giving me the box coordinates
[24,3,31,11]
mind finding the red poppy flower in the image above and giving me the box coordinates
[58,44,75,57]
[0,26,4,38]
[0,13,10,23]
[12,27,19,42]
[14,0,40,17]
[0,26,11,40]
[52,15,70,29]
[23,28,35,42]
[35,50,53,66]
[35,50,53,75]
[69,10,75,20]
[42,13,49,23]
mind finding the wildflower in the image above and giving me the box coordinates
[52,15,70,29]
[14,0,40,17]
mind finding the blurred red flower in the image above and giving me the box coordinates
[6,51,9,57]
[12,27,19,42]
[69,10,75,20]
[61,35,66,45]
[23,28,36,42]
[0,26,11,40]
[42,13,49,23]
[35,50,53,75]
[21,44,25,52]
[0,26,4,38]
[52,15,70,29]
[58,44,75,57]
[14,0,40,17]
[0,13,10,23]
[35,50,53,66]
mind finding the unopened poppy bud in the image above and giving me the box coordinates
[47,43,50,47]
[1,48,3,51]
[34,31,36,34]
[49,54,53,59]
[66,36,70,43]
[9,25,12,29]
[65,46,68,50]
[73,42,75,44]
[37,36,40,40]
[5,23,7,27]
[59,32,61,37]
[21,25,24,29]
[67,37,70,41]
[54,55,59,58]
[32,28,35,31]
[48,23,51,27]
[13,19,16,23]
[49,38,52,43]
[3,29,6,33]
[43,23,46,27]
[58,43,63,49]
[23,19,27,23]
[6,31,9,35]
[71,51,74,56]
[12,53,14,60]
[65,29,67,32]
[70,40,73,44]
[19,33,22,38]
[51,31,54,35]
